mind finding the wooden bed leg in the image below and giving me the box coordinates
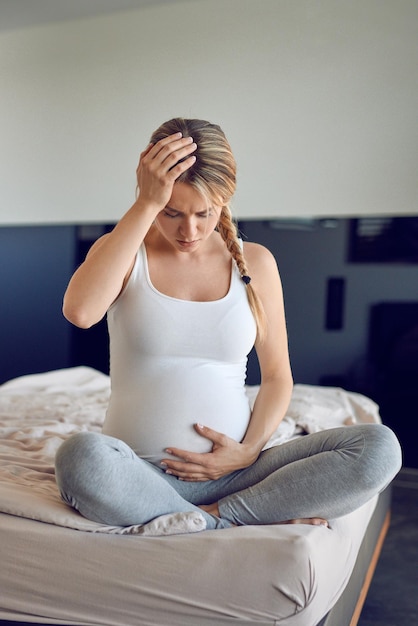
[349,510,391,626]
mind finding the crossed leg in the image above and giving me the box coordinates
[55,424,401,532]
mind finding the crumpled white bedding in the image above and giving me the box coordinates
[0,367,380,535]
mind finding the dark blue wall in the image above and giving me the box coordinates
[0,225,76,383]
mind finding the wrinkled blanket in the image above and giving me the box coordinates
[0,367,380,534]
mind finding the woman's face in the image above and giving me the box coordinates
[153,182,220,253]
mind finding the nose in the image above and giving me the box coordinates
[179,217,198,240]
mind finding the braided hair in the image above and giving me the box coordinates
[149,118,267,342]
[217,205,266,343]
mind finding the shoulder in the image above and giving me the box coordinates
[243,241,279,276]
[242,241,283,300]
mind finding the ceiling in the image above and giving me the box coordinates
[0,0,182,33]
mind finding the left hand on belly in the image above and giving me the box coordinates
[160,424,256,481]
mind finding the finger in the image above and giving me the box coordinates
[162,465,210,481]
[140,142,154,157]
[137,134,179,170]
[147,133,189,161]
[137,143,154,172]
[153,131,183,147]
[141,132,182,159]
[170,152,197,177]
[166,467,211,481]
[178,476,210,482]
[194,423,226,444]
[163,448,207,466]
[148,134,195,166]
[161,457,204,472]
[158,141,197,174]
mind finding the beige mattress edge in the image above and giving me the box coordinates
[0,495,377,626]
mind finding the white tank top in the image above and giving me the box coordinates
[102,243,257,465]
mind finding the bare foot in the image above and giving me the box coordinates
[199,504,328,528]
[280,518,329,527]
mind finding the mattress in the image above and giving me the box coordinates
[0,367,383,626]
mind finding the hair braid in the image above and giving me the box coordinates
[217,205,267,343]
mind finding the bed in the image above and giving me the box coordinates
[0,367,392,626]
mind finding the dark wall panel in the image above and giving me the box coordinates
[0,225,76,383]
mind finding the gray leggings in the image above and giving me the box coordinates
[55,424,401,530]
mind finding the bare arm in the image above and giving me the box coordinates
[239,242,293,456]
[63,134,197,328]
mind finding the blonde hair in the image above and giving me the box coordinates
[150,118,266,342]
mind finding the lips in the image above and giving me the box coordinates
[177,240,198,248]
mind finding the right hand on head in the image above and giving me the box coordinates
[136,132,197,213]
[62,134,197,329]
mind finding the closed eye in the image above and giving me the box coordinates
[163,210,181,218]
[163,209,212,218]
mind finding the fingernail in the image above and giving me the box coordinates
[197,423,204,429]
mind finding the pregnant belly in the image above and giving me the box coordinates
[103,386,251,466]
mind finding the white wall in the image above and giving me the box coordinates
[0,0,416,225]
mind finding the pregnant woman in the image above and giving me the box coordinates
[55,117,401,533]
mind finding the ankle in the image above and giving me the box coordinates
[198,503,220,517]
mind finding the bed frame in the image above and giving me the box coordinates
[318,485,391,626]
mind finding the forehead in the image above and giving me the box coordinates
[169,182,214,212]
